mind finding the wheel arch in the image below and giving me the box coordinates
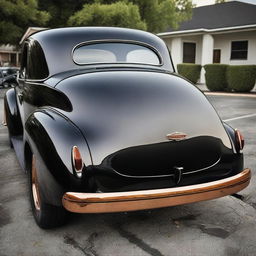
[24,141,32,173]
[4,88,23,135]
[24,108,92,205]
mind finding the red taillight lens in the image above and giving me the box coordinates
[72,146,84,177]
[235,129,244,152]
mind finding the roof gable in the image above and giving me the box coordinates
[165,1,256,33]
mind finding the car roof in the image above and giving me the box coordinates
[28,27,173,77]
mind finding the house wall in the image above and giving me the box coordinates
[161,29,256,83]
[163,35,202,71]
[213,30,256,65]
[0,44,20,67]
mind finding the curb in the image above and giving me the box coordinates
[202,91,256,98]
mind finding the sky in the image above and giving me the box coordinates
[238,0,256,4]
[192,0,256,6]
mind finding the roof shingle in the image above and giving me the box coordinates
[166,1,256,32]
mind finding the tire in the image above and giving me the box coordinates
[8,133,13,148]
[29,155,68,229]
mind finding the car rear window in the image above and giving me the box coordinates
[73,42,161,66]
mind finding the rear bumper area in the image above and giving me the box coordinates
[62,169,251,213]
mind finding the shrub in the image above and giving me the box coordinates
[204,64,228,91]
[226,65,256,92]
[177,64,201,84]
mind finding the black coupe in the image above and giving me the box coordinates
[3,27,250,229]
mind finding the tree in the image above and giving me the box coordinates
[0,0,50,45]
[68,2,146,30]
[215,0,226,3]
[38,0,92,28]
[68,0,193,33]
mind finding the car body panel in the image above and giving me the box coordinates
[4,27,248,211]
[30,27,173,79]
[55,70,232,165]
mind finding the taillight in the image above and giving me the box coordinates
[235,129,244,152]
[72,146,84,177]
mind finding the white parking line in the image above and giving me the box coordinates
[223,113,256,122]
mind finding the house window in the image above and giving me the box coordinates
[231,41,248,60]
[183,42,196,63]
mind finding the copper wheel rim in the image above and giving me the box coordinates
[31,155,41,211]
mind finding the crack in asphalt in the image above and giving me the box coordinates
[198,224,230,239]
[231,193,256,210]
[114,224,165,256]
[173,214,231,239]
[64,233,98,256]
[0,205,12,227]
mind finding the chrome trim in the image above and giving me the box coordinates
[71,39,163,67]
[111,157,221,178]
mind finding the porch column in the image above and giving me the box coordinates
[200,34,214,83]
[16,52,19,67]
[171,37,182,71]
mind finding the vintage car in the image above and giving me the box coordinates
[3,27,251,229]
[0,67,19,88]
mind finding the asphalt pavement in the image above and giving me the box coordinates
[0,88,256,256]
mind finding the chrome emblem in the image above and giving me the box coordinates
[166,132,187,141]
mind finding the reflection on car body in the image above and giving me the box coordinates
[3,27,251,229]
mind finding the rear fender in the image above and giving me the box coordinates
[223,122,237,153]
[4,88,23,135]
[25,109,92,206]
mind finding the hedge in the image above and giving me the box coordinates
[204,64,228,91]
[226,65,256,92]
[177,63,202,84]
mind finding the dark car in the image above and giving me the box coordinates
[3,27,251,229]
[0,67,19,88]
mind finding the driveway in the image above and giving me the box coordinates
[0,89,255,256]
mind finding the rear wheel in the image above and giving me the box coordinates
[29,155,68,229]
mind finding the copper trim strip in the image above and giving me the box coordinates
[62,169,251,213]
[31,155,41,211]
[166,132,187,141]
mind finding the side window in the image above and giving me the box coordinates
[231,41,248,60]
[19,43,28,79]
[27,40,49,80]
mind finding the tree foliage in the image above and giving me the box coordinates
[0,0,50,45]
[68,0,193,33]
[38,0,91,28]
[68,2,146,30]
[132,0,193,32]
[215,0,226,3]
[0,0,192,45]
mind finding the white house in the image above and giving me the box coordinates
[158,1,256,83]
[0,27,46,67]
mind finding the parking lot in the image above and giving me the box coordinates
[0,89,255,256]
